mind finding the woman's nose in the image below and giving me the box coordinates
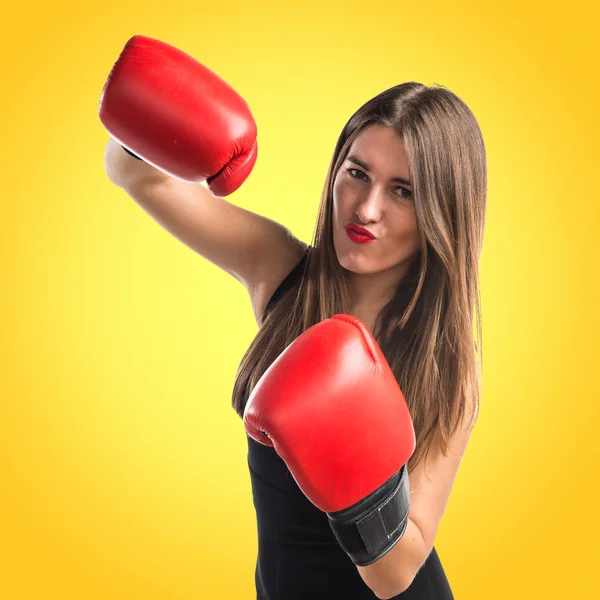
[355,187,385,223]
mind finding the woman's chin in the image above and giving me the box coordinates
[335,247,371,275]
[333,233,373,273]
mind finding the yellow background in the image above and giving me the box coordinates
[1,0,598,598]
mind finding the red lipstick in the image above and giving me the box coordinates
[345,223,376,245]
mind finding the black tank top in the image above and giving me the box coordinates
[246,250,454,599]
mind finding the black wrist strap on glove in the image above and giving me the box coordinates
[121,145,143,161]
[327,465,411,566]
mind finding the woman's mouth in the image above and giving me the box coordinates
[345,224,376,245]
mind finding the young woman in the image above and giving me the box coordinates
[102,36,486,600]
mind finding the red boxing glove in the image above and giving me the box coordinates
[244,314,415,566]
[98,35,258,196]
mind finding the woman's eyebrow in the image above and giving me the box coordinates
[347,154,413,186]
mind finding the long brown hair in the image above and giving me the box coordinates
[232,82,487,472]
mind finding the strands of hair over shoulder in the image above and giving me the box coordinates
[232,82,487,472]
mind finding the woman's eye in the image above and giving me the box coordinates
[348,168,367,181]
[395,187,413,199]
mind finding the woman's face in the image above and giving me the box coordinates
[332,124,420,277]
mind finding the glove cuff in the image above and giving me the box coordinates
[327,465,411,566]
[121,145,143,161]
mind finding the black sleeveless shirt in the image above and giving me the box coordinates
[246,250,454,599]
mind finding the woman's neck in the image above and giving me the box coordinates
[345,268,403,334]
